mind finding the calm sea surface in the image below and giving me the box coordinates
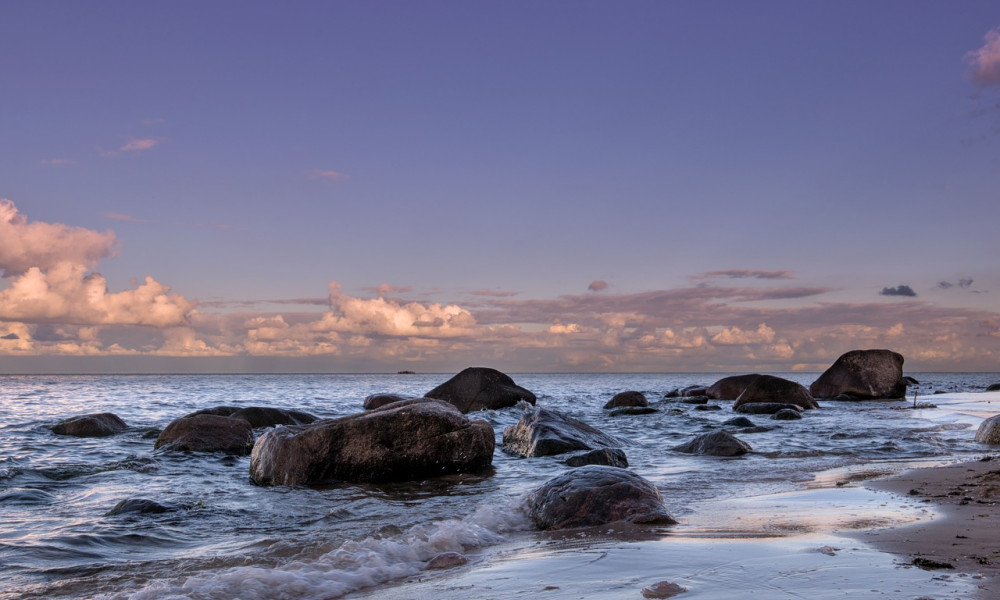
[1,372,998,599]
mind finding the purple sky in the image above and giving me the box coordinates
[1,1,999,373]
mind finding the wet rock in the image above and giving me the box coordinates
[426,367,536,412]
[51,413,128,437]
[903,376,920,386]
[677,396,709,405]
[186,406,317,428]
[976,415,1000,445]
[105,498,173,516]
[722,417,756,428]
[609,407,659,417]
[809,349,907,399]
[732,375,818,411]
[250,398,494,486]
[693,404,722,411]
[706,374,763,400]
[642,581,688,598]
[154,414,254,454]
[772,409,803,421]
[364,393,415,410]
[912,557,954,570]
[987,383,1000,392]
[672,431,752,456]
[185,406,240,417]
[734,402,803,415]
[427,552,468,569]
[523,466,676,530]
[502,407,623,457]
[604,391,648,409]
[565,448,629,468]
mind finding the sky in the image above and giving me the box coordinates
[1,1,999,374]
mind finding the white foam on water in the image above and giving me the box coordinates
[115,501,531,600]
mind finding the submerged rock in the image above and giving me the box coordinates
[565,448,629,468]
[249,398,494,486]
[154,414,254,454]
[732,375,818,410]
[609,407,659,417]
[772,409,803,421]
[722,417,756,428]
[502,407,624,457]
[604,391,648,409]
[976,415,1000,445]
[987,383,1000,392]
[706,374,762,400]
[809,349,907,399]
[51,413,128,437]
[672,431,752,456]
[734,402,803,415]
[642,581,688,599]
[426,367,536,412]
[105,498,173,516]
[523,466,676,530]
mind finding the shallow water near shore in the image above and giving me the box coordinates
[1,373,998,599]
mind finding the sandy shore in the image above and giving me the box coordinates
[860,455,1000,599]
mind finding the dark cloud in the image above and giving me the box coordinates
[468,289,521,298]
[938,278,974,290]
[692,270,794,281]
[197,298,329,309]
[1,333,18,340]
[588,280,609,292]
[879,285,917,297]
[31,324,72,342]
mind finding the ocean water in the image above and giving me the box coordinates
[1,372,998,600]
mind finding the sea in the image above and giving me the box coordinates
[1,372,999,600]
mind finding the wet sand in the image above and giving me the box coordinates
[860,456,1000,599]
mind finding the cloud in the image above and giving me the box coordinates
[692,269,794,280]
[468,289,520,298]
[939,278,974,290]
[710,323,776,346]
[120,138,162,152]
[879,285,917,297]
[966,26,1000,87]
[316,282,477,338]
[588,280,609,292]
[309,170,345,181]
[361,283,413,297]
[104,212,150,224]
[40,158,75,166]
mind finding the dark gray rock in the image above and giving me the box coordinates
[734,402,803,415]
[604,391,648,409]
[976,415,1000,445]
[722,417,756,428]
[523,466,676,530]
[903,376,920,386]
[502,407,623,457]
[154,414,254,454]
[250,398,494,486]
[771,409,803,421]
[51,413,128,437]
[426,367,536,412]
[987,383,1000,392]
[185,406,316,428]
[693,404,722,411]
[678,396,710,405]
[706,374,763,400]
[565,448,629,468]
[609,407,659,417]
[105,498,173,516]
[732,375,818,410]
[672,431,752,456]
[185,406,240,417]
[364,393,415,410]
[809,349,907,399]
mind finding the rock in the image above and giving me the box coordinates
[722,417,756,428]
[185,406,240,417]
[987,383,1000,392]
[975,415,1000,444]
[427,552,468,569]
[809,349,907,399]
[693,404,722,411]
[154,414,254,454]
[105,498,173,516]
[364,393,415,410]
[565,448,629,468]
[677,396,709,405]
[523,466,676,530]
[51,413,128,437]
[604,391,648,409]
[734,402,803,415]
[502,407,623,457]
[249,398,494,486]
[642,581,688,599]
[772,409,803,421]
[426,367,536,412]
[186,406,317,428]
[706,374,763,400]
[682,385,709,396]
[732,375,818,410]
[609,407,659,417]
[903,376,920,386]
[672,431,752,456]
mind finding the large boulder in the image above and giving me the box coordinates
[51,413,128,437]
[523,466,676,530]
[672,431,752,456]
[565,448,629,468]
[426,367,536,412]
[502,407,624,457]
[987,383,1000,392]
[363,393,416,410]
[706,374,762,400]
[249,398,494,486]
[154,414,254,454]
[809,349,907,399]
[976,415,1000,445]
[604,391,648,409]
[185,406,316,428]
[732,375,818,410]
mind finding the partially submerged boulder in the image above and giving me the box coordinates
[732,375,818,410]
[502,407,624,457]
[987,383,1000,392]
[976,415,1000,445]
[249,398,494,486]
[523,466,676,530]
[809,349,907,399]
[706,374,762,400]
[604,391,648,409]
[672,431,752,456]
[565,448,629,468]
[772,409,803,421]
[185,406,316,428]
[734,402,803,415]
[363,393,415,410]
[154,414,254,454]
[105,498,174,517]
[51,413,127,437]
[426,367,536,412]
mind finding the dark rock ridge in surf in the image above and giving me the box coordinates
[154,414,254,454]
[51,413,128,437]
[185,406,316,428]
[249,398,495,486]
[732,375,818,410]
[502,407,624,457]
[105,498,174,516]
[734,402,803,415]
[672,430,752,456]
[524,465,676,530]
[425,367,536,412]
[604,391,648,409]
[809,349,907,399]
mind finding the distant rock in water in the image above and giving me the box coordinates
[609,406,659,417]
[771,409,803,421]
[51,413,128,437]
[672,431,752,456]
[976,415,1000,445]
[105,498,173,516]
[722,417,756,428]
[732,375,818,411]
[154,414,254,454]
[604,391,648,409]
[502,407,624,457]
[565,448,629,468]
[706,374,762,400]
[249,398,494,486]
[185,406,316,428]
[363,393,417,410]
[734,402,802,415]
[523,466,676,530]
[987,383,1000,392]
[809,349,907,399]
[426,367,536,412]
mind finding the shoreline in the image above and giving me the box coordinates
[858,456,1000,599]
